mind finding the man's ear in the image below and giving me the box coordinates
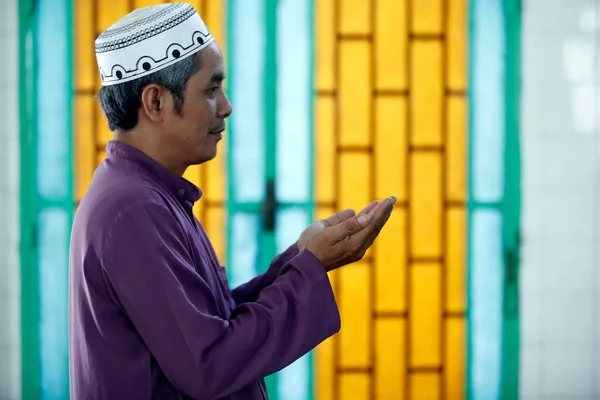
[140,84,164,122]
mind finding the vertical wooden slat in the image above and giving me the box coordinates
[410,153,443,258]
[339,41,371,147]
[339,0,371,35]
[411,0,443,34]
[375,0,407,90]
[410,41,444,146]
[410,263,442,367]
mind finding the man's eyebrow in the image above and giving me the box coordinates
[211,72,225,83]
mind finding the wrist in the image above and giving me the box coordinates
[300,248,327,271]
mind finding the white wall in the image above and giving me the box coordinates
[0,0,21,398]
[521,0,600,398]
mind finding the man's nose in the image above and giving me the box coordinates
[218,95,233,119]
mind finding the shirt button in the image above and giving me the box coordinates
[178,189,185,196]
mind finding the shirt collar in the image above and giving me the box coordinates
[106,140,202,204]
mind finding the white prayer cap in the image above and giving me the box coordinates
[95,2,214,86]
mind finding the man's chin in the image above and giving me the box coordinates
[190,149,218,166]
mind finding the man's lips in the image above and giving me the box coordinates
[209,127,225,135]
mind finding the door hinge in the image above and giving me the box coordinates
[262,179,276,232]
[503,231,521,317]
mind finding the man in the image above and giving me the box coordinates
[68,3,396,400]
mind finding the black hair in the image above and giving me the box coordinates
[96,51,203,131]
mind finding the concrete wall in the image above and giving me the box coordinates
[520,0,600,398]
[0,0,21,397]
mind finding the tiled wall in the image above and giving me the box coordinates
[0,0,20,398]
[521,0,600,398]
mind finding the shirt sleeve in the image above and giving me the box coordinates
[100,200,340,400]
[230,243,299,305]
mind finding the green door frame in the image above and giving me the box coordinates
[225,1,316,398]
[19,0,41,396]
[466,0,522,398]
[260,0,279,395]
[19,0,75,397]
[500,0,522,397]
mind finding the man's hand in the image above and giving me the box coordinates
[297,200,381,252]
[304,196,396,272]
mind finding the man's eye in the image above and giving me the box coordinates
[209,86,220,94]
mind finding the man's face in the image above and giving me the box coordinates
[164,42,232,166]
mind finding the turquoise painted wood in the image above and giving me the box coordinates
[225,0,314,398]
[467,0,522,398]
[19,0,74,398]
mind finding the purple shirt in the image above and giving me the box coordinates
[68,141,340,400]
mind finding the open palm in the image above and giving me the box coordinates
[297,200,380,252]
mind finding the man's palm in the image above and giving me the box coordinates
[297,201,380,252]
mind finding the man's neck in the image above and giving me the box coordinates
[113,132,187,177]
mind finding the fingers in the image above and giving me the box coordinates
[328,212,371,242]
[372,198,395,234]
[321,198,378,228]
[326,197,395,242]
[325,201,379,228]
[371,196,396,229]
[307,196,397,271]
[322,208,356,227]
[360,196,396,238]
[358,200,380,216]
[339,196,396,253]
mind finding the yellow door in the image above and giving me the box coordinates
[314,1,468,398]
[74,1,468,398]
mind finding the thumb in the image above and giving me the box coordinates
[322,208,356,227]
[328,213,371,242]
